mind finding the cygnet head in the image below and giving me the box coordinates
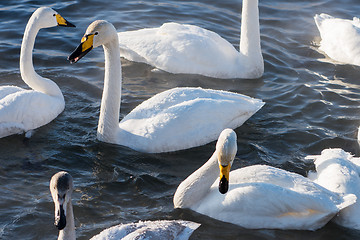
[216,129,237,194]
[50,171,74,230]
[32,7,75,29]
[68,20,117,63]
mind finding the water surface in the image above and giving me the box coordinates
[1,0,360,239]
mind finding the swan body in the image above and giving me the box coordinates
[174,129,356,230]
[314,13,360,65]
[307,148,360,230]
[68,20,264,153]
[117,87,264,153]
[118,0,263,79]
[0,7,75,138]
[50,172,200,240]
[90,220,200,240]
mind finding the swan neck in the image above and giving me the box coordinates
[174,152,219,208]
[97,38,122,143]
[239,0,261,57]
[20,13,63,97]
[58,201,75,240]
[20,17,38,81]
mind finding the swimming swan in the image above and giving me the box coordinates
[307,148,360,230]
[173,129,356,230]
[68,20,264,153]
[314,13,360,66]
[0,7,75,138]
[50,171,200,240]
[117,0,263,79]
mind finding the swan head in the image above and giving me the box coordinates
[32,7,75,29]
[68,20,117,63]
[216,129,237,194]
[50,171,74,231]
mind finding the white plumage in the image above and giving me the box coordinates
[314,13,360,65]
[307,148,360,230]
[118,0,263,79]
[50,171,200,240]
[174,129,356,230]
[0,7,74,138]
[69,20,264,153]
[90,220,200,240]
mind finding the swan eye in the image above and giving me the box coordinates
[94,32,98,35]
[53,14,56,16]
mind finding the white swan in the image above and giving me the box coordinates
[314,13,360,66]
[50,171,200,240]
[117,0,263,79]
[307,148,360,230]
[173,129,356,230]
[89,220,200,240]
[68,20,264,153]
[0,7,75,138]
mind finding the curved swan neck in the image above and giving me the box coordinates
[97,36,122,143]
[174,152,219,208]
[58,201,75,240]
[239,0,261,57]
[20,12,63,97]
[20,17,38,81]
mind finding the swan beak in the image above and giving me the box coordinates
[219,164,230,194]
[54,203,66,230]
[56,14,75,27]
[68,34,94,63]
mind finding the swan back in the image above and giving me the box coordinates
[314,13,360,65]
[118,87,264,153]
[90,220,200,240]
[118,22,241,78]
[308,148,360,229]
[0,89,65,137]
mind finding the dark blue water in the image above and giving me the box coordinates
[1,0,360,239]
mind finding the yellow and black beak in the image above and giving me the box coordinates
[56,14,75,27]
[219,164,231,194]
[68,34,95,63]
